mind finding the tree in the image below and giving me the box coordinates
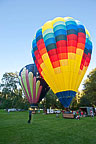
[41,89,64,109]
[0,72,19,99]
[70,97,78,110]
[78,96,91,107]
[79,68,96,106]
[0,72,25,109]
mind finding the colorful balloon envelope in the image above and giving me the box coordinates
[32,17,92,107]
[19,64,49,105]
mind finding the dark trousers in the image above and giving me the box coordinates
[28,113,31,123]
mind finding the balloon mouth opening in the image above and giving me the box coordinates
[56,90,76,108]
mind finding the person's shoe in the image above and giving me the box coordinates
[28,120,30,123]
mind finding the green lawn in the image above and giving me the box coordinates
[0,110,96,144]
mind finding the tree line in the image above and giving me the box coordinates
[0,68,96,110]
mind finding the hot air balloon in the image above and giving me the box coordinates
[32,17,92,108]
[19,64,49,107]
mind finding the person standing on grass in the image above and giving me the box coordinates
[28,107,33,123]
[81,111,83,117]
[90,109,94,118]
[79,110,81,117]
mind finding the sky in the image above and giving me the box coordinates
[0,0,96,90]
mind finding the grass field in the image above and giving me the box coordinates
[0,110,96,144]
